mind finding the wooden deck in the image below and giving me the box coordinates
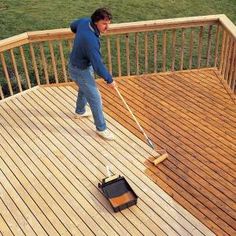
[0,68,235,236]
[0,84,215,235]
[96,68,236,236]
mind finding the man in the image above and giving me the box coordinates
[68,8,116,140]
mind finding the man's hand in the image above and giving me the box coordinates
[107,81,117,89]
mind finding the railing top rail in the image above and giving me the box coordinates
[106,14,222,35]
[27,28,74,42]
[0,33,29,52]
[219,14,236,39]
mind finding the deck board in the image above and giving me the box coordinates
[0,82,215,235]
[0,212,14,236]
[96,69,236,236]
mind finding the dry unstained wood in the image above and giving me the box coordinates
[162,31,167,72]
[180,28,185,70]
[0,85,4,99]
[214,24,220,67]
[0,53,13,96]
[49,41,59,83]
[219,30,226,73]
[19,46,31,89]
[116,36,121,76]
[10,49,22,92]
[225,37,234,82]
[106,36,112,74]
[105,15,220,35]
[39,43,49,84]
[206,25,213,67]
[197,26,204,68]
[58,41,68,82]
[222,34,230,79]
[189,28,194,69]
[145,32,148,73]
[125,34,130,76]
[154,32,157,73]
[171,29,176,71]
[29,43,40,85]
[135,33,139,75]
[229,42,236,89]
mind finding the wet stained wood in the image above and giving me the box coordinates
[97,68,236,236]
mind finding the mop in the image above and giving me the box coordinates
[115,87,168,165]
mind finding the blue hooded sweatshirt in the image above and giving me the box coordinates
[69,18,113,84]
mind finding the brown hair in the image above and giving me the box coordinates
[91,8,112,23]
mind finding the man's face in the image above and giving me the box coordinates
[95,19,111,33]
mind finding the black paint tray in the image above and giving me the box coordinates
[98,175,138,212]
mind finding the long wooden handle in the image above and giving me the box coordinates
[115,87,150,141]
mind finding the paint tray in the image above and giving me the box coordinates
[98,175,138,212]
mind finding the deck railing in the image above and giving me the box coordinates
[0,14,235,100]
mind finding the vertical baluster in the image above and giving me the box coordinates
[189,28,194,69]
[19,46,31,89]
[180,28,185,70]
[116,36,121,77]
[171,29,176,71]
[224,36,233,81]
[59,41,68,82]
[135,33,139,75]
[106,36,112,74]
[29,43,40,85]
[222,34,229,78]
[162,31,167,72]
[219,30,226,74]
[197,26,203,68]
[49,41,58,84]
[153,32,157,73]
[0,85,4,99]
[67,39,72,81]
[206,25,212,67]
[0,53,13,96]
[10,49,22,92]
[214,24,220,67]
[39,43,49,84]
[144,32,148,73]
[232,52,236,92]
[228,42,236,88]
[125,34,130,76]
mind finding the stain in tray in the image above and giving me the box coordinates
[109,191,136,207]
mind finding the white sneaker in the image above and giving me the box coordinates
[96,129,114,140]
[74,107,92,118]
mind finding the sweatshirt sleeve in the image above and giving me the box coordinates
[70,20,80,33]
[85,39,113,84]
